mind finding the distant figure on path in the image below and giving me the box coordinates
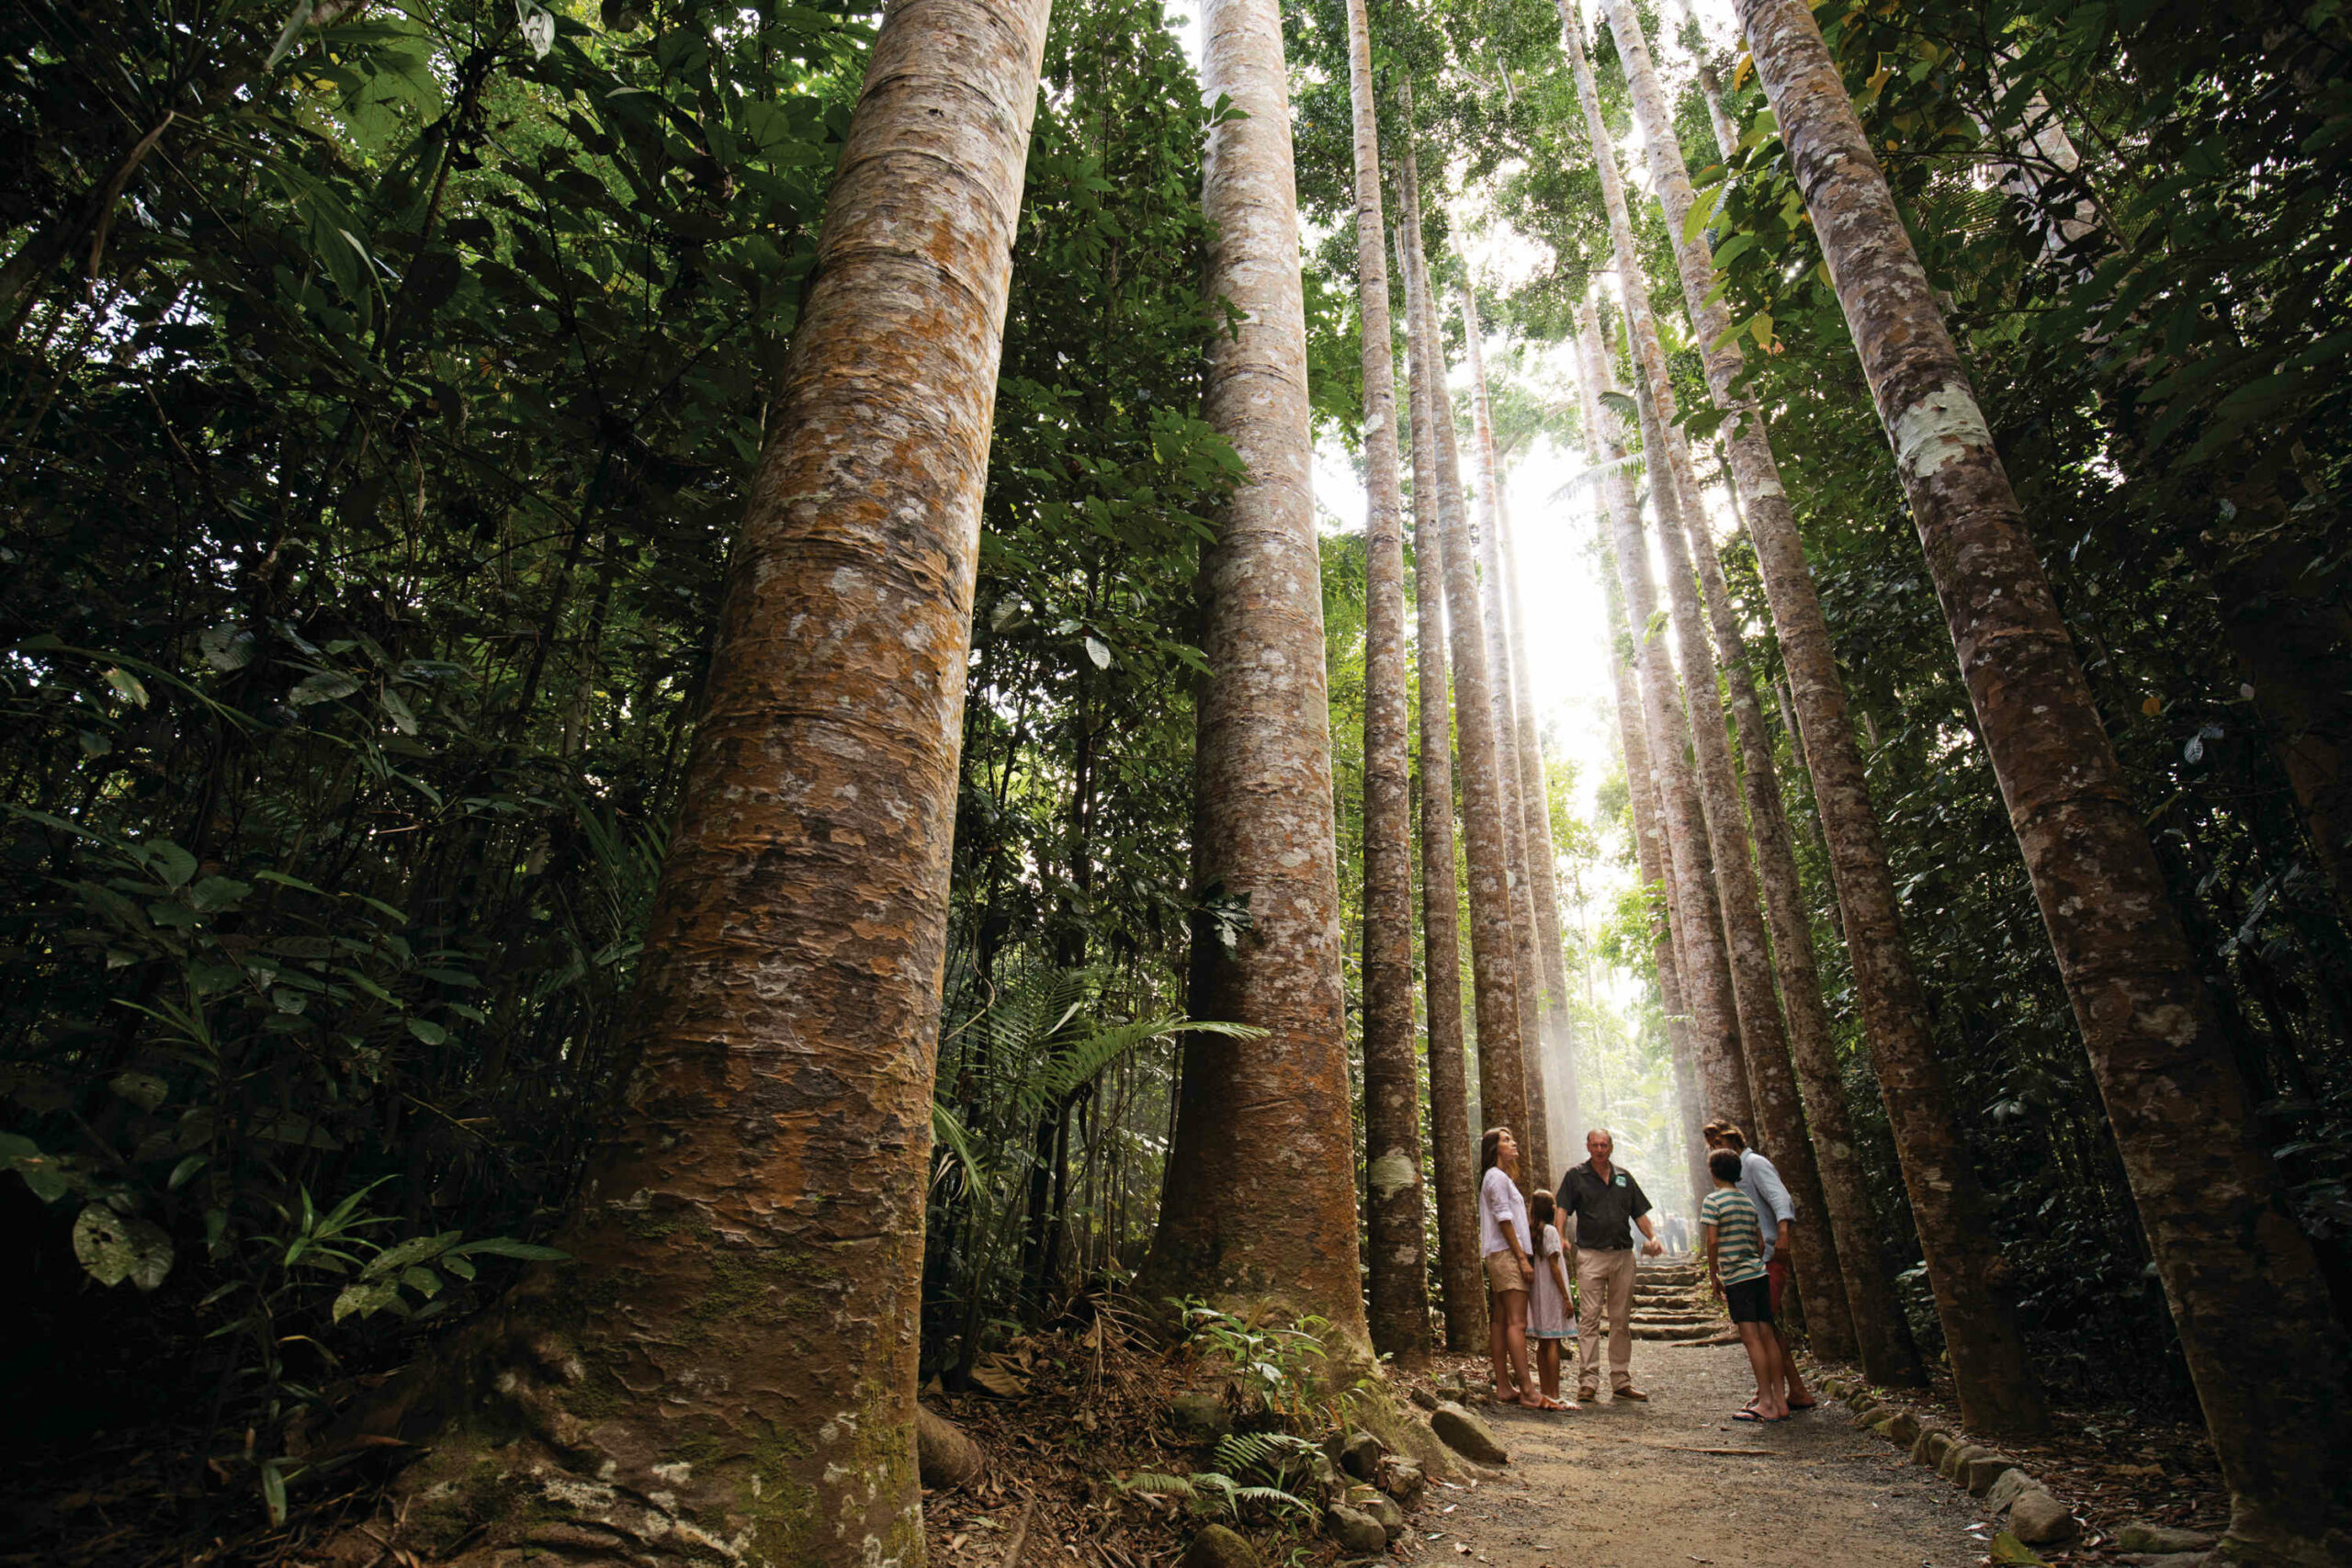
[1557,1127,1665,1402]
[1662,1213,1690,1255]
[1479,1126,1536,1405]
[1702,1121,1817,1413]
[1525,1190,1579,1411]
[1703,1145,1789,1421]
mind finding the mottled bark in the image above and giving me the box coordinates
[1737,0,2352,1538]
[345,5,1054,1562]
[1148,0,1369,1349]
[1498,495,1584,1150]
[1461,286,1551,1190]
[1598,0,1912,1383]
[1396,110,1485,1352]
[1627,340,1860,1363]
[1668,0,1739,162]
[1604,555,1711,1214]
[1570,301,1750,1133]
[1402,245,1527,1171]
[1601,0,2022,1414]
[1344,0,1430,1371]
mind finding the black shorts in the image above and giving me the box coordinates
[1725,1275,1773,1325]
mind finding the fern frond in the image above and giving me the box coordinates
[1232,1484,1316,1517]
[1119,1472,1197,1497]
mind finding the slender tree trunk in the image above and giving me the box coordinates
[1460,286,1552,1190]
[1344,0,1430,1371]
[1396,104,1485,1353]
[1668,0,1739,162]
[1146,0,1370,1348]
[1625,335,1860,1363]
[1603,551,1711,1214]
[1680,479,1923,1382]
[1599,0,2025,1416]
[1400,206,1527,1171]
[1498,493,1583,1148]
[1570,300,1751,1133]
[349,4,1054,1561]
[1736,0,2352,1538]
[1771,674,1845,944]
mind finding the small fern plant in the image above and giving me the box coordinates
[1118,1435,1318,1523]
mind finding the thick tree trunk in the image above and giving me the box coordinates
[1146,0,1369,1348]
[1599,0,2020,1412]
[1461,286,1552,1190]
[1604,555,1712,1214]
[1344,0,1430,1371]
[1570,301,1751,1134]
[1736,0,2352,1540]
[1402,228,1527,1170]
[345,4,1054,1562]
[1499,494,1584,1149]
[1626,341,1860,1364]
[1396,108,1486,1352]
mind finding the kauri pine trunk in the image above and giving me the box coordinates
[1148,0,1370,1348]
[1396,98,1486,1350]
[1737,0,2352,1535]
[1462,285,1552,1190]
[1605,0,2009,1406]
[1343,0,1430,1371]
[1571,300,1752,1133]
[350,3,1054,1562]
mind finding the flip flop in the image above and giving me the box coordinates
[1733,1409,1784,1423]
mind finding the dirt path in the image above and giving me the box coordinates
[1416,1291,1999,1567]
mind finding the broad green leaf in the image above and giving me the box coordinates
[74,1205,175,1290]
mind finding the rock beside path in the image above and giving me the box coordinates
[2117,1523,2218,1553]
[1985,1468,2035,1512]
[1429,1401,1509,1465]
[1324,1503,1388,1553]
[2009,1487,2081,1546]
[1168,1392,1231,1442]
[1179,1524,1259,1568]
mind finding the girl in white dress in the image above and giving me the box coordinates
[1524,1191,1579,1411]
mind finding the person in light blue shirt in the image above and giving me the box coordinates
[1704,1121,1817,1413]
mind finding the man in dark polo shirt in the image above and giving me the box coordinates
[1558,1128,1665,1401]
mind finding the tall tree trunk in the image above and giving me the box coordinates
[1570,300,1751,1133]
[1599,0,2025,1416]
[1679,468,1923,1382]
[1460,285,1552,1190]
[1344,0,1430,1371]
[1396,101,1485,1353]
[1736,0,2352,1539]
[1499,493,1584,1148]
[1668,0,1740,162]
[1602,547,1712,1214]
[1770,674,1845,943]
[351,3,1054,1560]
[1146,0,1370,1348]
[1625,333,1860,1364]
[1399,209,1527,1171]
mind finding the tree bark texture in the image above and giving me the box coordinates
[1601,0,2023,1414]
[1571,300,1751,1134]
[1408,243,1528,1170]
[1598,0,1911,1381]
[1626,340,1860,1364]
[1668,0,1740,162]
[1344,0,1431,1371]
[1148,0,1370,1350]
[350,4,1054,1562]
[1602,549,1712,1213]
[1498,493,1584,1151]
[1738,0,2352,1528]
[1461,284,1552,1190]
[1396,111,1486,1350]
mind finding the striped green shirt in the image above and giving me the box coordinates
[1702,1187,1768,1286]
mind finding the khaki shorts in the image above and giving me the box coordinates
[1485,1250,1530,1296]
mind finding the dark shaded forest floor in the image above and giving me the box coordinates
[0,1289,2233,1566]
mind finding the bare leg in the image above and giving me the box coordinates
[1503,1290,1532,1404]
[1775,1326,1814,1405]
[1536,1339,1560,1401]
[1488,1285,1517,1401]
[1737,1323,1788,1418]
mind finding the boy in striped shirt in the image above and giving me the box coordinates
[1702,1147,1789,1421]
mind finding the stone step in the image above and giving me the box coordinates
[1632,1323,1724,1341]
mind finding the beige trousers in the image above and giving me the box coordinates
[1576,1247,1637,1392]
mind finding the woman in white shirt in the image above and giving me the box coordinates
[1478,1126,1543,1405]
